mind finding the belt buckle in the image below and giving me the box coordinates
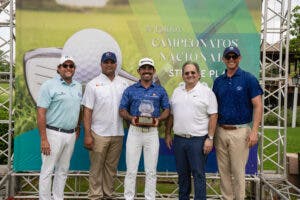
[141,127,149,133]
[185,134,191,138]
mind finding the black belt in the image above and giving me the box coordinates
[46,125,76,134]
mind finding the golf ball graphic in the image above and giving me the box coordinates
[62,28,122,84]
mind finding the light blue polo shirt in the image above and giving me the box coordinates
[37,75,82,130]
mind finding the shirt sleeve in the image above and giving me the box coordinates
[160,87,170,110]
[207,90,218,114]
[81,83,95,109]
[212,80,218,95]
[119,88,130,111]
[169,90,175,115]
[248,74,263,99]
[37,82,51,109]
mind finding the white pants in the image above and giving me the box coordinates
[124,125,159,200]
[39,129,76,200]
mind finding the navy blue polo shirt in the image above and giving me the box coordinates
[119,81,170,117]
[212,68,263,125]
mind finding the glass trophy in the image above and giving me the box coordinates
[135,100,155,126]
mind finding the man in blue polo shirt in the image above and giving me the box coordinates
[37,55,82,200]
[213,46,263,200]
[119,57,170,200]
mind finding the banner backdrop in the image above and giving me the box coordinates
[15,0,261,174]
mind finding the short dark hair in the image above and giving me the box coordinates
[57,64,62,74]
[181,61,200,74]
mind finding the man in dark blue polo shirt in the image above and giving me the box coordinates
[119,57,170,200]
[213,46,263,200]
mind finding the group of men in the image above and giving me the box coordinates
[37,46,263,200]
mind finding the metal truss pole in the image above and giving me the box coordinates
[261,0,300,199]
[0,0,14,198]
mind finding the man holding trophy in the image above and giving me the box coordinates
[119,57,170,200]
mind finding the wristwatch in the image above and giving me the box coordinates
[208,135,214,140]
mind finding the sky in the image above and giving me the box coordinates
[0,0,299,57]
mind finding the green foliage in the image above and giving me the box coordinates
[0,121,8,164]
[290,6,300,37]
[264,106,300,126]
[290,6,300,60]
[0,50,10,72]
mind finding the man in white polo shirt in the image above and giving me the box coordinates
[37,55,82,200]
[165,61,218,200]
[82,52,128,200]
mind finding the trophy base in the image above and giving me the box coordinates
[135,116,155,127]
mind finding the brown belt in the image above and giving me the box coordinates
[220,125,237,130]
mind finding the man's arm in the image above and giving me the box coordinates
[164,114,173,150]
[75,106,83,139]
[154,108,170,126]
[247,95,263,147]
[83,106,94,150]
[119,109,137,126]
[37,107,50,155]
[203,113,218,154]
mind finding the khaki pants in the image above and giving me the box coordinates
[215,126,250,200]
[88,131,123,200]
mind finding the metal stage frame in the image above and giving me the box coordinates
[0,0,300,199]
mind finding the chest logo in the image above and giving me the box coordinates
[236,86,243,91]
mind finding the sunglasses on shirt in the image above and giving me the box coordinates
[224,54,239,60]
[62,64,75,69]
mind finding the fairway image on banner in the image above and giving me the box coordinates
[15,0,261,174]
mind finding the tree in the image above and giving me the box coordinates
[290,6,300,73]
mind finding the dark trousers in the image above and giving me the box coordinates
[173,135,207,200]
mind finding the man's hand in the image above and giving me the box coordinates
[154,118,160,127]
[84,134,94,150]
[247,130,258,148]
[165,134,173,150]
[131,116,137,126]
[203,139,213,154]
[41,138,51,155]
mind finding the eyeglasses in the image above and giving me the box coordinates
[139,65,154,70]
[62,64,75,69]
[184,71,197,76]
[224,54,239,60]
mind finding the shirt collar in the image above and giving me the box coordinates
[222,67,242,79]
[179,81,201,91]
[56,75,75,86]
[99,73,115,82]
[135,80,155,88]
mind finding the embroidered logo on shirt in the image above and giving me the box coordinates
[236,86,243,91]
[152,93,157,96]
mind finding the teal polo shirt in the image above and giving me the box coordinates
[37,75,82,130]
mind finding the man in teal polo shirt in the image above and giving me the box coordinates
[37,55,82,200]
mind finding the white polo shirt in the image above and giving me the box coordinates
[82,74,128,136]
[171,82,218,137]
